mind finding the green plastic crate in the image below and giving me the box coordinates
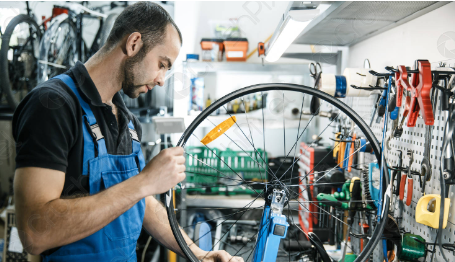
[185,146,220,185]
[219,148,268,182]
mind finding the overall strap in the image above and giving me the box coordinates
[53,74,108,175]
[128,120,145,171]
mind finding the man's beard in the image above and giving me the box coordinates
[122,56,143,98]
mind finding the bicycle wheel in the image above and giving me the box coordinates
[164,84,390,262]
[37,14,77,84]
[0,14,41,109]
[99,13,118,47]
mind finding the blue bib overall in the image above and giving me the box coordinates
[43,74,146,262]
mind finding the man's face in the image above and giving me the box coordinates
[122,24,180,98]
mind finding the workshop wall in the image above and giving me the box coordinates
[348,2,455,69]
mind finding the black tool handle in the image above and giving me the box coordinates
[348,180,362,226]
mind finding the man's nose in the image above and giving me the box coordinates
[155,71,166,87]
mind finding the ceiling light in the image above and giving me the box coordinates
[265,4,330,62]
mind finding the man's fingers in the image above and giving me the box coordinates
[170,146,184,155]
[227,256,243,262]
[234,256,244,262]
[220,251,231,262]
[177,164,186,173]
[175,155,185,164]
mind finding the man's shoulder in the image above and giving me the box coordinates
[27,77,80,112]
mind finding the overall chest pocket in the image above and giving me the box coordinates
[101,168,145,241]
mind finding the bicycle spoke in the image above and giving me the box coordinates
[198,192,265,261]
[189,191,264,248]
[242,98,265,183]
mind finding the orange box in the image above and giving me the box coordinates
[200,38,224,61]
[223,38,248,62]
[200,38,224,51]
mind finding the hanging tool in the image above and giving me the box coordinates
[376,90,388,123]
[340,177,362,262]
[317,193,349,209]
[419,67,442,192]
[395,65,412,108]
[415,194,450,229]
[407,60,434,127]
[347,134,357,172]
[368,162,390,208]
[397,233,426,261]
[393,95,411,138]
[390,150,403,215]
[258,42,265,66]
[333,132,342,160]
[439,89,455,261]
[309,62,322,115]
[200,116,236,145]
[388,85,399,121]
[399,150,413,207]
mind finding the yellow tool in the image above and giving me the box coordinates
[333,132,341,159]
[415,194,450,229]
[201,116,237,145]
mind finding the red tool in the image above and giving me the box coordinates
[395,65,412,108]
[407,60,434,127]
[399,173,413,206]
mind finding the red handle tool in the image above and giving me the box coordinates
[395,65,412,108]
[407,60,434,127]
[399,173,413,206]
[399,173,407,201]
[406,178,413,206]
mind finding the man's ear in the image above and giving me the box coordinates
[125,32,143,57]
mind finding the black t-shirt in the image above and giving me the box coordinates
[13,61,143,197]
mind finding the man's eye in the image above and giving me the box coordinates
[160,63,165,69]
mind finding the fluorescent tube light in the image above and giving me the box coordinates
[265,17,310,62]
[265,4,330,63]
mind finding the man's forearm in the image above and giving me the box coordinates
[142,196,205,259]
[16,174,147,254]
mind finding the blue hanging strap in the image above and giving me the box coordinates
[128,120,145,171]
[53,74,108,175]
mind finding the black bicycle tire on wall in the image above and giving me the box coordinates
[162,83,389,262]
[0,14,41,109]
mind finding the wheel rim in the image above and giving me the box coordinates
[0,16,41,108]
[164,83,389,262]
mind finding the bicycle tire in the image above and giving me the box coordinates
[163,83,389,262]
[0,14,41,109]
[38,16,77,84]
[99,13,118,47]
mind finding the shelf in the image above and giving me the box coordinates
[185,194,299,210]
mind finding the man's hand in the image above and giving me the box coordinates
[195,250,245,262]
[139,146,186,195]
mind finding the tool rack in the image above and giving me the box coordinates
[344,69,455,261]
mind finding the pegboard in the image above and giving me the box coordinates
[343,82,455,261]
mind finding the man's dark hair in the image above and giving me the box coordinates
[105,2,182,53]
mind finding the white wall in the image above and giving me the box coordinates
[348,2,455,70]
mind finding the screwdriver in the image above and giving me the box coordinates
[317,193,349,209]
